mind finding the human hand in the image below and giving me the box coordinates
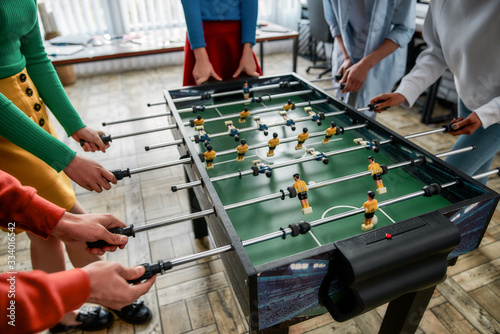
[64,155,117,192]
[370,93,406,112]
[71,127,110,153]
[82,262,156,310]
[192,47,223,85]
[340,60,371,93]
[232,43,260,78]
[448,113,482,136]
[336,58,352,83]
[52,212,128,255]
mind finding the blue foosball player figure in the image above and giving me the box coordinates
[224,120,240,141]
[254,116,269,136]
[242,82,250,99]
[306,148,329,165]
[354,138,380,153]
[280,111,296,131]
[194,125,210,143]
[304,107,325,126]
[251,160,272,177]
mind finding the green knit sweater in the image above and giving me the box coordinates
[0,0,85,172]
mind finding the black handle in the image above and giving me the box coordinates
[334,74,343,81]
[86,225,135,250]
[80,134,112,147]
[127,260,173,284]
[111,168,131,180]
[443,121,466,133]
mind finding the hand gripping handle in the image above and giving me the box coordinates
[80,134,112,147]
[127,260,172,284]
[86,225,135,250]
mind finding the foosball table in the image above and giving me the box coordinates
[101,73,499,333]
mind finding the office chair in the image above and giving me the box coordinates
[306,0,334,78]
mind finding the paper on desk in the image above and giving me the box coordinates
[45,45,84,56]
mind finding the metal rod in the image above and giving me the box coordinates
[110,125,177,140]
[145,139,184,151]
[404,127,446,139]
[133,209,215,234]
[129,158,191,175]
[177,89,314,113]
[471,167,500,180]
[435,145,475,157]
[102,113,167,126]
[309,76,334,82]
[171,81,301,103]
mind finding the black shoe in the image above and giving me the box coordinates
[49,306,113,333]
[110,300,152,325]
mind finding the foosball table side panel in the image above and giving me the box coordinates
[165,91,257,326]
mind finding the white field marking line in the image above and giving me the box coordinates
[215,107,223,117]
[309,231,322,247]
[321,205,396,223]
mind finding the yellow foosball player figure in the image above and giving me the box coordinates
[191,114,204,127]
[236,139,249,161]
[204,145,216,169]
[283,99,295,111]
[368,156,387,194]
[239,106,250,123]
[322,121,338,144]
[292,173,313,215]
[362,190,378,231]
[267,132,279,157]
[295,128,309,150]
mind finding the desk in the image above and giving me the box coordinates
[47,23,299,73]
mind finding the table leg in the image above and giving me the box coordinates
[292,36,298,72]
[260,42,264,73]
[379,285,435,334]
[185,171,209,239]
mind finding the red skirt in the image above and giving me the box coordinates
[183,21,262,86]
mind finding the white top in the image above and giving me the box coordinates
[396,0,500,128]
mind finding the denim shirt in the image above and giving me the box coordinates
[323,0,415,112]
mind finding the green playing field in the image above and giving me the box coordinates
[176,90,451,267]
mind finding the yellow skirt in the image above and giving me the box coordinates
[0,69,76,211]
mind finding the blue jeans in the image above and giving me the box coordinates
[445,99,500,184]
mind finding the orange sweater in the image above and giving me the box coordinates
[0,170,91,333]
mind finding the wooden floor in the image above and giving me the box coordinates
[1,53,499,334]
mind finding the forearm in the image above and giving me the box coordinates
[0,170,65,237]
[241,0,258,45]
[475,97,500,128]
[0,269,90,334]
[0,96,76,172]
[360,39,399,69]
[335,35,350,60]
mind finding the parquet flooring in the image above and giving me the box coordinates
[1,53,499,334]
